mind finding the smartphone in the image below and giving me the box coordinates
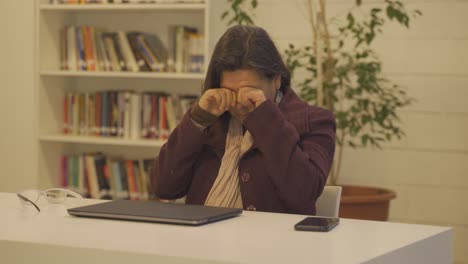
[294,217,340,232]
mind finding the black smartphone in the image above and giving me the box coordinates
[294,217,340,232]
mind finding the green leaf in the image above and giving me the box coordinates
[386,6,395,20]
[221,11,229,20]
[347,13,355,29]
[232,0,242,9]
[371,8,382,14]
[251,0,258,8]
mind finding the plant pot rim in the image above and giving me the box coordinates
[338,185,397,204]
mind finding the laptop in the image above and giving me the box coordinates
[67,200,242,226]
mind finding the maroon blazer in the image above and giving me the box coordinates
[152,87,336,215]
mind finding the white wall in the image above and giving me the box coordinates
[210,0,468,263]
[0,1,37,192]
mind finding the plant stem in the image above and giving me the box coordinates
[306,0,323,107]
[318,0,336,111]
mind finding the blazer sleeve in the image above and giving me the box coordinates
[151,111,207,199]
[243,100,336,214]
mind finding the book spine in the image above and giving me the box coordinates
[123,92,131,139]
[66,26,78,71]
[85,155,100,199]
[138,159,149,200]
[133,160,142,200]
[78,154,86,196]
[127,32,150,72]
[79,93,86,135]
[119,160,129,199]
[60,27,68,70]
[110,91,119,136]
[94,154,111,199]
[150,93,158,139]
[130,93,141,140]
[112,33,128,71]
[112,160,124,199]
[118,92,125,137]
[101,91,108,136]
[97,32,112,71]
[118,31,139,72]
[76,27,87,71]
[125,160,138,200]
[95,92,102,135]
[102,33,121,71]
[83,26,96,71]
[73,93,79,134]
[159,95,169,140]
[136,35,159,72]
[60,155,68,187]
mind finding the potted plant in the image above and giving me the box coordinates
[221,0,421,221]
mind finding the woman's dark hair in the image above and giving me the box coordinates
[203,25,291,92]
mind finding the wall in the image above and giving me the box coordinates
[212,0,468,263]
[0,0,37,192]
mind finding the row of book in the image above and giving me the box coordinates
[60,153,154,200]
[60,26,205,73]
[63,91,198,139]
[51,1,205,4]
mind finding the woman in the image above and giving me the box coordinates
[152,25,335,215]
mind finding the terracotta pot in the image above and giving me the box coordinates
[339,185,396,221]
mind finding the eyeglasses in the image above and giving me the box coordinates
[17,188,83,212]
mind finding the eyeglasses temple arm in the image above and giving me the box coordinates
[17,193,41,212]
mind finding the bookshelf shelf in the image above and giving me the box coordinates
[40,70,206,80]
[39,134,166,147]
[40,3,206,11]
[36,0,211,193]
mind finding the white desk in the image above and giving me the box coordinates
[0,193,452,264]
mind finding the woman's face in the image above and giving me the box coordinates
[220,69,280,101]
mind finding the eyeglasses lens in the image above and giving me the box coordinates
[45,189,67,204]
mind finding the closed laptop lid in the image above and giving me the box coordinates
[68,200,242,226]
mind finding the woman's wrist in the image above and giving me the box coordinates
[190,101,219,128]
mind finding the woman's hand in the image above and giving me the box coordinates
[198,88,237,117]
[237,87,267,108]
[229,87,267,121]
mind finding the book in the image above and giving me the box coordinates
[60,27,68,70]
[127,32,151,72]
[125,159,139,200]
[85,154,100,199]
[66,26,77,71]
[83,26,96,71]
[94,153,112,199]
[130,93,141,139]
[143,33,169,71]
[117,31,139,72]
[112,33,128,71]
[102,33,121,71]
[76,27,87,71]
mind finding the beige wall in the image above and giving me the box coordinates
[0,1,37,192]
[1,0,466,263]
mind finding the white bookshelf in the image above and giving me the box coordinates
[39,134,166,147]
[36,0,210,189]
